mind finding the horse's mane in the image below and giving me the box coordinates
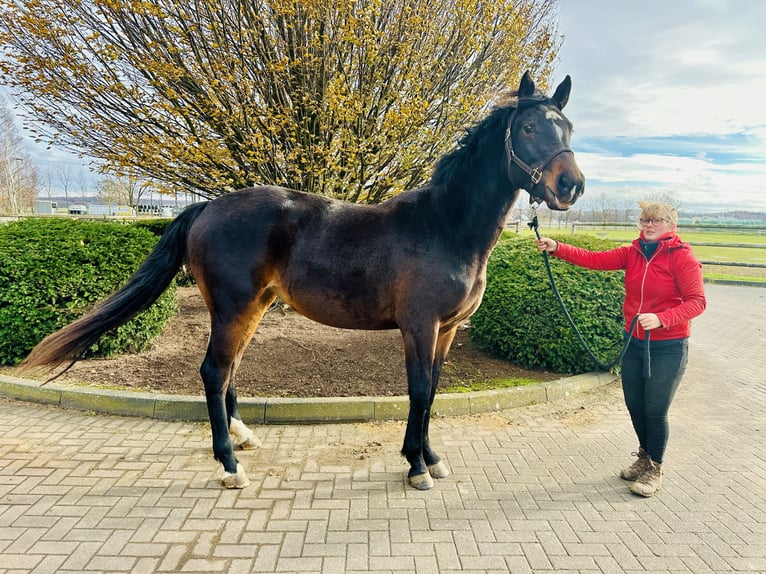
[430,90,526,188]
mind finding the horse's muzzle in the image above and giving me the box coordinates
[540,156,585,211]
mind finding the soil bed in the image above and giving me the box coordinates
[14,287,560,398]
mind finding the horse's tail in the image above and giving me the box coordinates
[21,201,209,370]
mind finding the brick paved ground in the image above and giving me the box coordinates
[0,283,764,573]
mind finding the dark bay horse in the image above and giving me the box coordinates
[23,72,584,490]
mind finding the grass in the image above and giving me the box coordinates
[704,273,766,283]
[687,244,766,263]
[441,377,542,393]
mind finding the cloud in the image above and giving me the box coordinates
[556,1,766,212]
[576,151,766,212]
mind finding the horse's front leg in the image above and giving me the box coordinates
[400,326,438,490]
[422,327,458,481]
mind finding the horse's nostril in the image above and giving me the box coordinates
[555,173,578,201]
[558,172,579,196]
[555,175,585,204]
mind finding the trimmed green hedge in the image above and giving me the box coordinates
[470,234,625,374]
[131,218,172,236]
[0,218,177,365]
[132,218,196,286]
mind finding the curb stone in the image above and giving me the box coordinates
[0,370,616,424]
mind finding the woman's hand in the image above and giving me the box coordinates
[638,313,663,330]
[536,237,558,254]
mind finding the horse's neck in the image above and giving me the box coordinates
[432,181,520,254]
[425,115,522,253]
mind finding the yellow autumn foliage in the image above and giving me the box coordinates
[0,0,559,201]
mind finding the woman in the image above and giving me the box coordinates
[536,202,706,497]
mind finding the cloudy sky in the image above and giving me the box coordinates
[554,0,766,214]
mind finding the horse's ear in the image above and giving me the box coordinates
[518,71,535,98]
[552,75,572,110]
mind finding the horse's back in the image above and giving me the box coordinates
[186,185,483,331]
[186,187,396,328]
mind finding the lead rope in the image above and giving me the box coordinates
[529,213,651,376]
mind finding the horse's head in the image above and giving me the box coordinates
[505,72,585,211]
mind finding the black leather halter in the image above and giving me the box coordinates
[504,96,573,201]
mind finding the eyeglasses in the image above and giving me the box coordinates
[639,218,669,226]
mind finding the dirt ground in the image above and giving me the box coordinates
[15,287,560,398]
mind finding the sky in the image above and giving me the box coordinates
[553,0,766,214]
[5,0,766,214]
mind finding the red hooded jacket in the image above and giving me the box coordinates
[552,233,706,341]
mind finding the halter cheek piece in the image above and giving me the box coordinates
[504,96,573,201]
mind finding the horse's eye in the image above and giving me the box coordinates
[523,124,534,134]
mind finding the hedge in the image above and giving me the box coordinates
[0,218,177,365]
[470,233,625,374]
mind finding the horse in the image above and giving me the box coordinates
[22,71,584,490]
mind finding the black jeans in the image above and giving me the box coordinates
[620,337,689,464]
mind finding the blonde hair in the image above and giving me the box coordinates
[638,201,678,225]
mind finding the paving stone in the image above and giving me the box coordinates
[0,284,763,573]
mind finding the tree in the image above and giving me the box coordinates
[56,165,74,207]
[641,190,681,209]
[0,0,559,202]
[0,101,37,213]
[97,171,153,208]
[585,192,618,224]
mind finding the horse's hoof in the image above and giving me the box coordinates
[409,472,434,490]
[428,461,450,479]
[237,436,262,450]
[229,419,261,450]
[222,463,251,489]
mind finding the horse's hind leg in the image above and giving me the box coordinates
[200,329,248,488]
[226,297,275,451]
[423,326,458,480]
[200,292,274,489]
[227,380,261,451]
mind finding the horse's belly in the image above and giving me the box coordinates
[273,286,398,331]
[298,308,397,331]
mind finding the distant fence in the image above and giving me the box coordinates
[505,219,522,233]
[0,214,166,225]
[571,221,766,236]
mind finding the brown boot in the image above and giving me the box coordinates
[619,448,651,481]
[630,460,663,497]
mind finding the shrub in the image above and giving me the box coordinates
[130,217,196,286]
[470,233,625,374]
[0,218,177,365]
[131,218,172,236]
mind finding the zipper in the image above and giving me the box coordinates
[633,240,672,338]
[633,240,664,338]
[636,252,649,338]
